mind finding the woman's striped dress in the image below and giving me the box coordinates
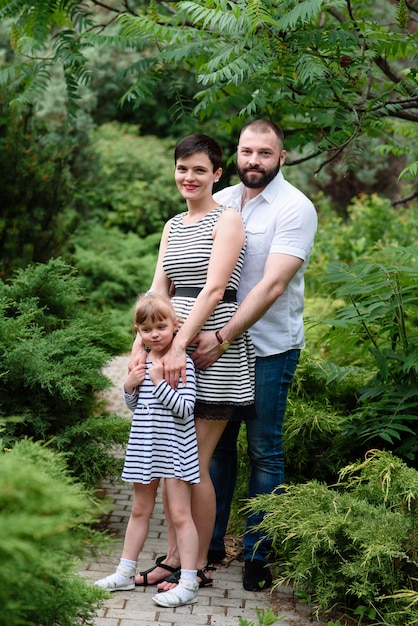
[163,206,255,409]
[121,355,199,484]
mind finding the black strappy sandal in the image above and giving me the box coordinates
[135,556,180,587]
[157,566,216,591]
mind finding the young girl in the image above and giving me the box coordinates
[94,293,200,608]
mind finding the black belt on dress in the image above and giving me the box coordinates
[175,287,237,302]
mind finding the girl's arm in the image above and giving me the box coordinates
[152,358,196,418]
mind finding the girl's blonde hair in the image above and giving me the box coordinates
[134,292,177,326]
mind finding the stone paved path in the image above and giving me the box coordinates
[80,356,325,626]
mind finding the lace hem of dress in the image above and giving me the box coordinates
[195,402,256,421]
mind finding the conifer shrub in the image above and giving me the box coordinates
[0,438,108,625]
[70,221,160,331]
[0,258,130,486]
[248,450,418,625]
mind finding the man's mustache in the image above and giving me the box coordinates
[244,165,265,174]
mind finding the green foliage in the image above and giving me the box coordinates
[308,193,418,296]
[80,122,184,236]
[0,438,108,625]
[237,607,284,625]
[70,221,160,313]
[248,450,418,624]
[1,0,417,183]
[114,0,418,174]
[0,96,87,279]
[0,0,95,116]
[0,258,130,486]
[321,246,418,462]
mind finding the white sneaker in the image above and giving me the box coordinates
[152,578,199,607]
[94,564,136,591]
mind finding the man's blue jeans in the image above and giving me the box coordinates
[209,349,300,562]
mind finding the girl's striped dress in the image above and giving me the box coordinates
[122,355,199,484]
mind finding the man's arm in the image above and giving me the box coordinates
[191,252,303,369]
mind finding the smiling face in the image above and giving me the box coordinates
[175,152,222,203]
[236,128,286,190]
[136,314,178,354]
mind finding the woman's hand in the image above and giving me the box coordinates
[149,358,164,386]
[161,344,187,390]
[128,334,147,372]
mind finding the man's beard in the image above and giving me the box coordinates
[237,161,281,189]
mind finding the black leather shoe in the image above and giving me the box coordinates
[243,559,272,591]
[207,547,226,563]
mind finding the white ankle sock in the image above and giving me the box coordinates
[112,558,136,585]
[180,568,197,582]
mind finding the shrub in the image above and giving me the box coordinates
[80,123,184,237]
[0,438,109,625]
[70,222,160,317]
[0,258,130,486]
[248,450,418,625]
[321,246,418,463]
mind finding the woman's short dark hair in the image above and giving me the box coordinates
[174,134,222,172]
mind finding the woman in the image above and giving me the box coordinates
[131,133,254,590]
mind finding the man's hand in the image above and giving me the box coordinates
[191,331,222,369]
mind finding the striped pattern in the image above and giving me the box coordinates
[122,356,199,484]
[163,208,255,407]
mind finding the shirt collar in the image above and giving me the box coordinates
[237,170,285,205]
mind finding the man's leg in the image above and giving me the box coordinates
[243,350,300,590]
[208,420,241,561]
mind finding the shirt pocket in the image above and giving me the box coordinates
[246,224,267,255]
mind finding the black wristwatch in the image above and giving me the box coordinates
[215,330,231,352]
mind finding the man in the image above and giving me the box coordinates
[191,119,317,591]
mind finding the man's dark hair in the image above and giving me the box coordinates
[240,120,285,146]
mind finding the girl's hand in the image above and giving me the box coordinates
[149,358,164,386]
[124,360,146,394]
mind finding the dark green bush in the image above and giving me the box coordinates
[0,438,109,625]
[0,258,130,486]
[0,96,94,280]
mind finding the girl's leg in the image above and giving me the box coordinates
[164,478,198,571]
[94,480,159,591]
[134,478,181,585]
[152,477,199,607]
[122,480,160,559]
